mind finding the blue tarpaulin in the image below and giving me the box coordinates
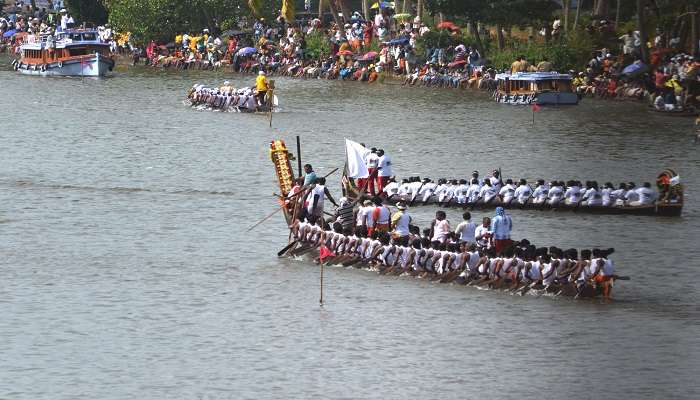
[385,36,409,46]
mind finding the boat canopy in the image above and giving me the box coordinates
[495,72,573,81]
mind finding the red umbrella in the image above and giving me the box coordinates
[448,59,467,68]
[337,50,354,56]
[437,21,460,31]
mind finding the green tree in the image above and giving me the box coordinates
[66,0,109,25]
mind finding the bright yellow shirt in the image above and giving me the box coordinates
[256,75,268,91]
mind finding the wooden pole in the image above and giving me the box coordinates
[319,261,324,305]
[296,135,302,178]
[564,0,570,32]
[615,0,621,30]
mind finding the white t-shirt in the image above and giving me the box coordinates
[548,186,563,201]
[383,181,399,196]
[499,184,516,202]
[565,186,581,203]
[474,225,491,247]
[431,219,450,242]
[377,155,392,177]
[365,153,379,169]
[356,206,374,226]
[533,184,549,201]
[455,221,476,243]
[514,184,532,203]
[635,187,657,204]
[393,211,411,236]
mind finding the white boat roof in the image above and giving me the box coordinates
[20,29,108,50]
[495,72,573,81]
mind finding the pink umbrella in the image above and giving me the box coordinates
[361,51,378,60]
[337,50,354,56]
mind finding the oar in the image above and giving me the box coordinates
[277,240,298,257]
[246,205,284,232]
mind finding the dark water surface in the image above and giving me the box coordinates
[1,63,700,399]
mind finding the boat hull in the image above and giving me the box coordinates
[15,54,114,77]
[378,195,683,217]
[535,91,579,105]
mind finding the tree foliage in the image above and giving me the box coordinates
[106,0,265,42]
[66,0,109,25]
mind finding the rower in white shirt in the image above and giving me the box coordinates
[601,182,615,206]
[466,178,481,204]
[418,179,437,203]
[624,182,639,204]
[478,180,498,204]
[513,179,532,205]
[547,181,564,205]
[498,179,516,204]
[383,177,400,198]
[611,183,627,206]
[581,181,603,206]
[564,180,582,205]
[631,182,657,206]
[532,179,549,204]
[455,179,470,204]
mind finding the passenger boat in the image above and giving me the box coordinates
[492,72,579,105]
[342,170,684,217]
[269,139,625,300]
[186,81,279,113]
[12,28,114,77]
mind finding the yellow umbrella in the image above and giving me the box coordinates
[371,2,395,9]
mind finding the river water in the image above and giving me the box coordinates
[1,61,699,399]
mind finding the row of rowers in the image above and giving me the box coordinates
[383,171,659,207]
[289,210,617,300]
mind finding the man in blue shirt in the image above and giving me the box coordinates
[302,164,317,186]
[490,206,513,254]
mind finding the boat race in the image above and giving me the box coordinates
[2,0,699,399]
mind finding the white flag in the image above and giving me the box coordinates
[345,139,369,178]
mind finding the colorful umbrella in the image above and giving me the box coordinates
[337,50,354,56]
[371,2,395,9]
[238,47,257,56]
[361,51,378,60]
[2,29,17,38]
[393,13,411,20]
[448,59,467,68]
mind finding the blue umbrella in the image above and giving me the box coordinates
[3,29,17,38]
[385,36,409,46]
[622,62,646,75]
[238,47,257,56]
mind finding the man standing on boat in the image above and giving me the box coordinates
[302,164,317,186]
[490,207,513,254]
[255,70,269,109]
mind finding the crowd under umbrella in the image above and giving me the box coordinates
[371,1,395,9]
[238,47,257,56]
[360,51,378,61]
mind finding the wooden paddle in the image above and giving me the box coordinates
[277,240,298,257]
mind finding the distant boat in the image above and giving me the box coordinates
[493,72,579,105]
[12,28,115,77]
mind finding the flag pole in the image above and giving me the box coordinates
[319,259,324,306]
